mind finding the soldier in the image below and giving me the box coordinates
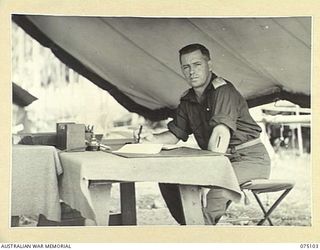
[138,43,271,225]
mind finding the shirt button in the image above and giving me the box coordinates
[206,107,210,111]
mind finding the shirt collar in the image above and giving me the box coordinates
[181,73,218,103]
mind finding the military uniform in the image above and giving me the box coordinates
[160,73,271,225]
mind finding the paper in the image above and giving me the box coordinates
[112,143,199,155]
[161,144,183,150]
[112,143,163,154]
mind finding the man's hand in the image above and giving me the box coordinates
[133,127,154,143]
[134,128,180,144]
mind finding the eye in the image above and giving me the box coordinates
[182,66,190,70]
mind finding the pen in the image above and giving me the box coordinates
[137,125,143,143]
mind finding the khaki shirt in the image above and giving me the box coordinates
[168,73,261,150]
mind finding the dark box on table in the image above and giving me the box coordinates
[56,123,86,151]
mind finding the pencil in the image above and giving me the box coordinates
[137,125,143,143]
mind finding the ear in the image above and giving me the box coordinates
[207,59,213,71]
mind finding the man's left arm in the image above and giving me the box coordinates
[202,124,231,207]
[207,124,230,153]
[207,82,240,153]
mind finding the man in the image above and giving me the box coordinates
[139,43,271,225]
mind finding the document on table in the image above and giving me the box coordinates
[112,143,184,155]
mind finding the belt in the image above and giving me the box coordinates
[227,138,262,154]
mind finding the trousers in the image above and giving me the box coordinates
[159,143,271,225]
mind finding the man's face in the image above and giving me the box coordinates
[180,49,212,89]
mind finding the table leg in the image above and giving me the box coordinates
[179,185,204,225]
[11,216,19,227]
[88,182,112,226]
[120,182,137,225]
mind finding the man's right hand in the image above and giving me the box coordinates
[133,127,154,143]
[134,129,180,145]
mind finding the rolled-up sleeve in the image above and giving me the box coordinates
[209,84,239,133]
[167,103,191,142]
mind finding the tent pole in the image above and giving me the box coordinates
[296,105,303,155]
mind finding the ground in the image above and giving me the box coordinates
[18,149,311,227]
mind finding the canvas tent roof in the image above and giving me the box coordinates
[13,15,311,121]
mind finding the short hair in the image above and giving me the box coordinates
[179,43,211,63]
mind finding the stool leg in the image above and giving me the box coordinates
[254,188,292,226]
[252,192,273,225]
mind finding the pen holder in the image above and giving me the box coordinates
[85,132,93,142]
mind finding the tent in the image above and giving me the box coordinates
[12,15,311,121]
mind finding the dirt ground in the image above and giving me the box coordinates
[17,149,311,227]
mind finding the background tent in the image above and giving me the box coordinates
[13,15,311,121]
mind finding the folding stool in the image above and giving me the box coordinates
[240,179,295,226]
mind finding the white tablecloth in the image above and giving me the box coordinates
[12,145,63,221]
[59,150,242,221]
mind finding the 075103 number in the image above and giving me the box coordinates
[300,244,319,249]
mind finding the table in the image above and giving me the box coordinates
[11,145,63,222]
[59,147,242,226]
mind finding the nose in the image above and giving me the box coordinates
[190,66,195,76]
